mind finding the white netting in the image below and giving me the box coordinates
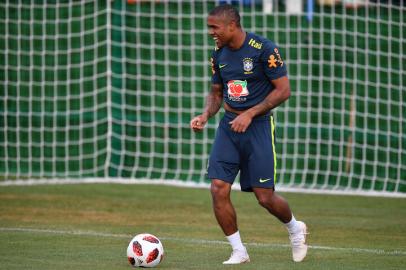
[1,0,405,196]
[0,1,109,178]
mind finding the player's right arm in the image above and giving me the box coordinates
[190,83,223,132]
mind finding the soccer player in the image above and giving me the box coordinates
[190,4,308,264]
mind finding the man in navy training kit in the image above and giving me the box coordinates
[190,4,308,264]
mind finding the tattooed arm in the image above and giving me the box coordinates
[190,84,223,132]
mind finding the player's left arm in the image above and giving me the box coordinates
[229,77,290,133]
[246,76,291,116]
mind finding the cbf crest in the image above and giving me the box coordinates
[243,58,253,74]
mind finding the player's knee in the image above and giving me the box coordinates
[210,180,230,201]
[255,190,275,210]
[257,196,272,209]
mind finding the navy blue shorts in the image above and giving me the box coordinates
[207,111,277,192]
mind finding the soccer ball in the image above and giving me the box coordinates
[127,233,164,268]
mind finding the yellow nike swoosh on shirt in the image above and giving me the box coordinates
[219,64,227,69]
[259,178,271,183]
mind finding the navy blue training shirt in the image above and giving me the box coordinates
[211,32,287,110]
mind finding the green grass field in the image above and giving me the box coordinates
[0,183,405,269]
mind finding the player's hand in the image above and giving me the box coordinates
[190,115,208,132]
[229,112,253,133]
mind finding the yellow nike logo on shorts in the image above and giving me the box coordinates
[259,178,271,183]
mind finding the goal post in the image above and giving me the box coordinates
[0,0,405,196]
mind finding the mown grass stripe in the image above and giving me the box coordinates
[1,227,405,256]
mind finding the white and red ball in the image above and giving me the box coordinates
[127,233,164,268]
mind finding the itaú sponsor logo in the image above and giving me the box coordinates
[227,80,249,102]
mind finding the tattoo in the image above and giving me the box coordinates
[204,85,223,118]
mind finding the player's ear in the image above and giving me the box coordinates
[228,19,237,31]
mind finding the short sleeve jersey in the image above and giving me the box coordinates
[211,32,287,110]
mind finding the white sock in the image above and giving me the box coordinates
[285,215,300,234]
[226,231,245,251]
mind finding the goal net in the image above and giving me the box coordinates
[1,1,109,178]
[1,0,405,196]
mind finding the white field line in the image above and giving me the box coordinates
[0,227,405,256]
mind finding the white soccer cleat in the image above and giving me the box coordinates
[222,248,250,264]
[289,221,308,262]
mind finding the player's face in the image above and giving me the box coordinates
[207,15,233,48]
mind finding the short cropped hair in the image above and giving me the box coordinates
[209,4,241,28]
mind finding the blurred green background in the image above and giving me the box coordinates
[0,1,405,193]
